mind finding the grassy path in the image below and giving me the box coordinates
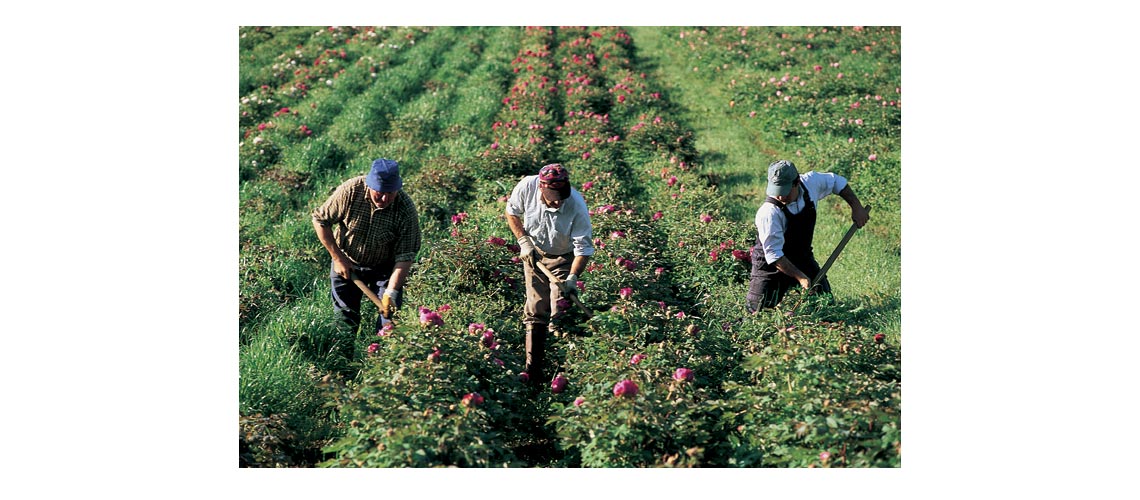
[627,27,775,224]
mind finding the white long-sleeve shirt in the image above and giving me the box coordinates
[506,175,595,257]
[755,171,847,264]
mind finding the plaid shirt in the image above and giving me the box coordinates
[312,176,422,267]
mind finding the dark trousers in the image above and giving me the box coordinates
[329,262,401,336]
[746,258,831,312]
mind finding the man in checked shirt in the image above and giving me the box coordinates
[312,158,422,338]
[505,163,594,386]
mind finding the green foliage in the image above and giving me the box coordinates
[239,26,901,468]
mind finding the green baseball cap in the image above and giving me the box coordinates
[766,160,798,197]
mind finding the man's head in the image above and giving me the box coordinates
[538,163,571,209]
[366,158,403,209]
[766,159,799,199]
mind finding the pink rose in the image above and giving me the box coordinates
[461,392,484,407]
[551,374,568,394]
[630,353,646,365]
[673,368,694,382]
[613,379,639,398]
[367,343,380,355]
[573,397,586,407]
[619,287,633,299]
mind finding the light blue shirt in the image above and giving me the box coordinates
[506,175,595,257]
[755,171,847,264]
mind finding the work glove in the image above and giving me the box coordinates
[518,235,537,267]
[380,288,399,318]
[560,273,580,297]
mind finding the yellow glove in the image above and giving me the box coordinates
[380,289,399,318]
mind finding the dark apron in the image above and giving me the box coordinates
[747,178,830,310]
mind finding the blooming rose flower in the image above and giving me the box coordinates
[652,211,663,221]
[367,343,380,354]
[519,372,530,383]
[630,353,646,365]
[820,451,831,462]
[732,249,749,262]
[427,348,441,362]
[419,308,444,327]
[581,181,594,191]
[619,287,633,299]
[610,230,626,239]
[461,392,484,407]
[468,323,485,335]
[573,397,585,407]
[551,374,568,394]
[482,331,495,348]
[377,323,395,337]
[673,368,694,382]
[868,154,878,161]
[874,333,885,343]
[613,379,639,398]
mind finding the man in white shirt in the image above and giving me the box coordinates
[748,159,870,311]
[505,164,594,386]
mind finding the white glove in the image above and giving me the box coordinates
[518,235,537,264]
[561,273,580,296]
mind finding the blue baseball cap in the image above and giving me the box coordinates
[366,158,403,192]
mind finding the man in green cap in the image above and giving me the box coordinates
[747,159,869,311]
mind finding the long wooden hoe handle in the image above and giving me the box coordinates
[533,259,594,319]
[350,272,386,310]
[790,205,872,316]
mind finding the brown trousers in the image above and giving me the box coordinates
[522,253,573,325]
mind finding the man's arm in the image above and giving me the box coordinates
[313,219,353,279]
[506,213,526,239]
[838,185,870,228]
[774,256,812,290]
[387,261,413,291]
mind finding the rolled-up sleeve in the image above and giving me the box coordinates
[756,205,785,264]
[570,210,595,257]
[506,178,528,217]
[394,199,422,263]
[312,182,350,227]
